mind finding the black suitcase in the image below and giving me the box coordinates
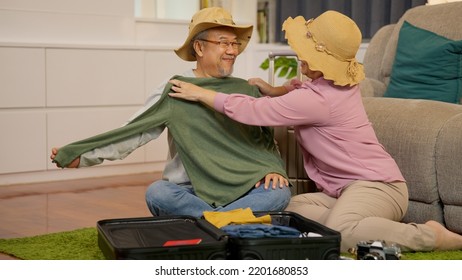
[97,211,340,260]
[97,216,228,260]
[227,211,341,260]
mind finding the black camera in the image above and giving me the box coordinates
[356,240,401,260]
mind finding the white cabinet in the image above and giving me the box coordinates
[0,48,46,108]
[46,49,145,107]
[0,45,177,185]
[0,111,47,174]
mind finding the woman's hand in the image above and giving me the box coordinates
[168,79,217,107]
[248,78,288,97]
[256,173,289,189]
[248,78,272,95]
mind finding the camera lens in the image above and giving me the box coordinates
[362,252,384,260]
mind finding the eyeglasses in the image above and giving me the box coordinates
[197,39,242,50]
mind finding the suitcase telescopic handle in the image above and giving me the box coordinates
[268,50,301,86]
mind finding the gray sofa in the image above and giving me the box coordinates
[360,2,462,233]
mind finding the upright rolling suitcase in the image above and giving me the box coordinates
[268,51,317,195]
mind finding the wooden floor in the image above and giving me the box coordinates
[0,172,161,260]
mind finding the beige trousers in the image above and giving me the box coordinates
[285,180,436,252]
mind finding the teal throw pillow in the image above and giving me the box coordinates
[384,21,462,104]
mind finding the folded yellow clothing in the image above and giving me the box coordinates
[203,208,272,228]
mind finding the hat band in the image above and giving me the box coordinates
[305,18,360,78]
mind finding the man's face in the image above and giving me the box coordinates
[196,27,240,78]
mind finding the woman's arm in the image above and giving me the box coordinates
[168,77,291,104]
[169,79,328,128]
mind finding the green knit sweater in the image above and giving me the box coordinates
[53,76,288,206]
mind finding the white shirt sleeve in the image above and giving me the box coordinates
[78,126,164,166]
[79,69,195,168]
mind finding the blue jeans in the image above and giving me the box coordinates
[145,180,292,218]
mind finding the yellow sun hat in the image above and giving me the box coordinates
[282,10,365,86]
[175,7,253,61]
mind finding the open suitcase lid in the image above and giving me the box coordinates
[97,215,227,248]
[97,215,230,260]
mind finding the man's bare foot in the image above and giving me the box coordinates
[426,220,462,251]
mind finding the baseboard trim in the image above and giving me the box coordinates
[0,162,165,186]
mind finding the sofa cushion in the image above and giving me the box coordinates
[380,3,462,93]
[383,21,462,104]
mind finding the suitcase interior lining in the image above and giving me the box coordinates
[101,219,220,248]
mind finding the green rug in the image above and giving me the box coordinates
[1,228,461,260]
[0,228,105,260]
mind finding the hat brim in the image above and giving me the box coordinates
[175,22,253,61]
[283,16,364,86]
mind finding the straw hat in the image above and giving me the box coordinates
[175,7,253,61]
[282,10,365,86]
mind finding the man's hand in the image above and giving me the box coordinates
[256,173,289,189]
[50,147,80,168]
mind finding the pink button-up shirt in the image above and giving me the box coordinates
[214,77,405,198]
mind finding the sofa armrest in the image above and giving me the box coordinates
[359,78,387,97]
[363,24,396,82]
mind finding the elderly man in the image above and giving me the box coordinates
[50,7,291,218]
